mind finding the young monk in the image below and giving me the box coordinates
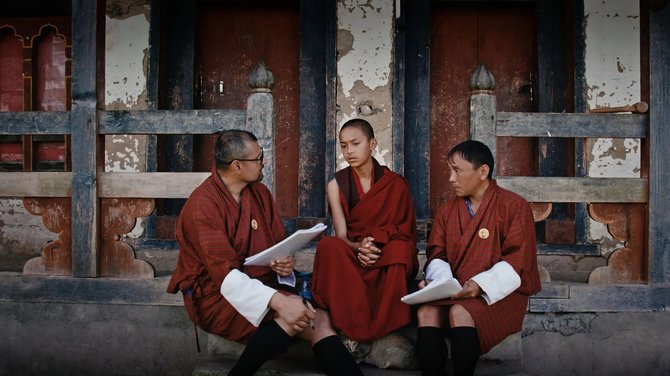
[311,118,419,343]
[415,140,541,376]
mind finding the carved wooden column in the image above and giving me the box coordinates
[246,62,276,195]
[468,64,497,167]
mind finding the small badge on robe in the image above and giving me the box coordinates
[478,228,490,239]
[251,219,258,230]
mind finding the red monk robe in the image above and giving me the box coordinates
[426,179,541,353]
[167,166,287,343]
[311,158,419,342]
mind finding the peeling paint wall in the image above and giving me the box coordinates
[104,0,151,239]
[336,0,394,170]
[583,0,640,251]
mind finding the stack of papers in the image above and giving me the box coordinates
[243,223,327,266]
[401,278,463,305]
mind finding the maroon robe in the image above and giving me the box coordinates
[312,159,419,342]
[426,179,541,353]
[167,167,287,343]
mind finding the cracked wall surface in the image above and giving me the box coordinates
[583,0,640,252]
[336,0,394,170]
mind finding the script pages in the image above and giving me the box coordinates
[243,223,327,266]
[401,277,463,305]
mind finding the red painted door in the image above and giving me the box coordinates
[429,2,537,216]
[195,2,300,217]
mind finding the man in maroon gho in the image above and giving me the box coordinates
[415,140,541,376]
[167,130,362,376]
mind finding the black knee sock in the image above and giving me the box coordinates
[228,320,295,376]
[417,326,448,376]
[450,327,481,376]
[312,335,364,376]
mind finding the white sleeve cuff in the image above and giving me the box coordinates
[425,259,454,282]
[278,272,296,287]
[220,269,277,327]
[470,261,521,305]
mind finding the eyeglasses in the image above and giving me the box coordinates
[225,149,264,165]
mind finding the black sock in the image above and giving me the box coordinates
[312,335,364,376]
[450,327,481,376]
[417,326,448,376]
[228,320,295,376]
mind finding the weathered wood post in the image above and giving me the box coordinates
[468,64,497,178]
[246,62,276,195]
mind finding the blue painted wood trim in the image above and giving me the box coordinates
[404,0,430,220]
[572,0,588,244]
[298,0,328,218]
[71,0,103,277]
[649,4,670,285]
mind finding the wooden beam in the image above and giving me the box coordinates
[0,112,71,135]
[496,177,647,203]
[529,284,670,312]
[71,0,102,277]
[649,4,670,284]
[0,172,72,197]
[298,0,328,217]
[99,172,210,198]
[404,0,431,219]
[496,112,648,138]
[98,109,246,134]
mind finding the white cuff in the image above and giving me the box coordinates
[220,269,277,327]
[425,259,454,282]
[278,272,296,287]
[470,261,521,305]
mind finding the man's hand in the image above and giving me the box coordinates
[450,280,482,299]
[357,236,381,268]
[418,279,431,289]
[270,255,295,277]
[269,293,316,333]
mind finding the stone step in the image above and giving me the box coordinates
[192,354,529,376]
[199,330,524,376]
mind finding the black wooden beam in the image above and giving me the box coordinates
[0,112,71,135]
[648,4,670,285]
[99,110,246,134]
[404,0,431,219]
[298,0,328,218]
[71,0,103,277]
[537,0,568,223]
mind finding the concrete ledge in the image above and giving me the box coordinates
[0,272,182,306]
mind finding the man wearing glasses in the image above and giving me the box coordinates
[168,130,362,375]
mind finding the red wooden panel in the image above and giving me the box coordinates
[34,26,67,111]
[196,2,300,216]
[0,27,24,112]
[429,3,537,216]
[0,143,23,162]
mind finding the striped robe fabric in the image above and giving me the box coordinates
[426,180,541,353]
[167,167,287,343]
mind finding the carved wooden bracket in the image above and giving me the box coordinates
[100,198,156,278]
[22,198,72,275]
[587,203,646,284]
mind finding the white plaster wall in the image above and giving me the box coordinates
[336,0,394,170]
[583,0,640,250]
[104,8,151,238]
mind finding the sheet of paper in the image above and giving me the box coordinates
[243,223,327,266]
[400,278,463,305]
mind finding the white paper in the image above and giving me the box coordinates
[401,278,463,305]
[243,223,327,266]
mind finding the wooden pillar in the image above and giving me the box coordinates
[71,0,103,277]
[649,3,670,284]
[246,62,276,195]
[468,64,497,177]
